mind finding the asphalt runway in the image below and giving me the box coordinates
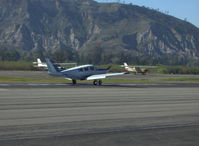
[1,82,199,88]
[0,85,199,145]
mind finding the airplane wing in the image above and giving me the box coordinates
[86,72,126,80]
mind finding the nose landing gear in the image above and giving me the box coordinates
[72,79,77,84]
[93,80,102,86]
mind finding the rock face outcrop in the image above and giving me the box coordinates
[0,0,199,65]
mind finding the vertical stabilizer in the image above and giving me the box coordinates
[45,58,59,75]
[124,62,129,69]
[37,58,42,64]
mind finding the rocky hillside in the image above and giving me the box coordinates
[0,0,199,65]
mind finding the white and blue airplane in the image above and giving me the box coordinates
[45,58,127,85]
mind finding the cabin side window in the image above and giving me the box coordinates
[90,66,95,71]
[78,68,83,72]
[84,67,89,71]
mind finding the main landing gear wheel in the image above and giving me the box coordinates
[93,80,102,86]
[72,79,77,85]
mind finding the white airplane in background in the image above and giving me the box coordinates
[33,58,48,68]
[33,58,77,70]
[123,62,149,75]
[45,58,127,85]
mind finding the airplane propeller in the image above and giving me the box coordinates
[106,65,112,70]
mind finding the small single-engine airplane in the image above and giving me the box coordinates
[33,58,77,70]
[123,62,149,75]
[45,58,126,85]
[33,58,48,69]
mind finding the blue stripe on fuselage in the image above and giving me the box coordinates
[61,68,107,80]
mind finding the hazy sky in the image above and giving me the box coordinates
[95,0,199,28]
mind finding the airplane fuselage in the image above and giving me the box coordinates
[48,65,107,80]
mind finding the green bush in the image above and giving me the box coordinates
[154,66,199,74]
[0,61,35,70]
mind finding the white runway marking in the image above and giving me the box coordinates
[0,82,199,88]
[0,84,9,86]
[122,83,175,86]
[0,88,8,91]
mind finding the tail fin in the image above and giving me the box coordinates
[45,58,59,74]
[124,62,129,69]
[37,58,42,65]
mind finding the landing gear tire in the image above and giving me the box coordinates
[93,80,102,86]
[72,79,77,85]
[93,80,98,85]
[98,80,102,86]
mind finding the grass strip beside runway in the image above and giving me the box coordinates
[0,77,69,83]
[160,78,199,82]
